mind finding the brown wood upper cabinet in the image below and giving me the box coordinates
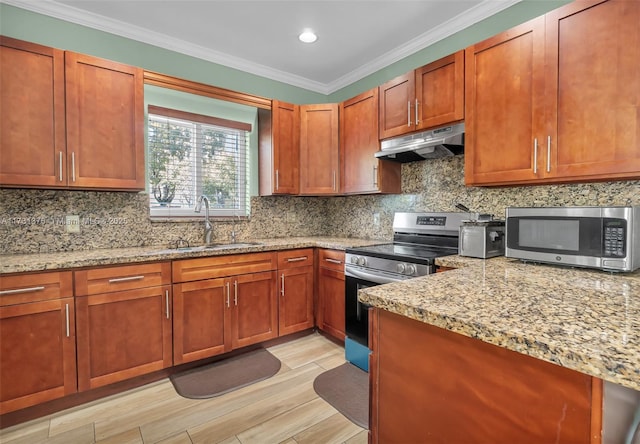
[299,103,340,195]
[340,88,401,194]
[0,37,145,191]
[378,50,464,140]
[258,100,300,195]
[465,0,640,186]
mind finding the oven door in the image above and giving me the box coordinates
[344,267,404,347]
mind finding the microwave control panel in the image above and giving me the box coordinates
[603,219,626,257]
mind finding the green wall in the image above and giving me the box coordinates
[2,1,571,103]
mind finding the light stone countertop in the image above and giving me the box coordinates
[0,237,386,274]
[359,255,640,391]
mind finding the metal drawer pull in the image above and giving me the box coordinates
[59,152,63,182]
[287,256,308,262]
[546,136,551,173]
[0,286,45,295]
[234,281,238,306]
[325,258,343,265]
[65,303,70,337]
[533,138,538,174]
[226,282,230,308]
[71,152,76,182]
[165,290,170,319]
[281,274,285,296]
[108,275,145,283]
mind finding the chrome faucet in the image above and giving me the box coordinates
[230,214,241,244]
[194,195,213,245]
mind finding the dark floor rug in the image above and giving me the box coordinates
[170,348,281,399]
[313,362,369,429]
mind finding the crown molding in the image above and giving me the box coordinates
[2,0,521,95]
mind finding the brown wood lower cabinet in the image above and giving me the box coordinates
[277,249,314,336]
[0,271,76,414]
[74,263,173,391]
[369,308,602,444]
[316,249,345,341]
[172,252,279,365]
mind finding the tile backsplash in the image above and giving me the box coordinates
[2,156,639,254]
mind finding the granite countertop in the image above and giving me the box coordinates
[359,255,640,391]
[0,237,386,274]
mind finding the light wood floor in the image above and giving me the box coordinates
[0,333,367,444]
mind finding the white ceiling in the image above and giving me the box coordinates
[5,0,521,94]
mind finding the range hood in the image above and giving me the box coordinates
[375,122,465,163]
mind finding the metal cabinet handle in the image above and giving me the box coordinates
[546,136,551,173]
[71,152,76,182]
[65,303,70,337]
[325,258,343,265]
[533,138,538,174]
[165,290,170,319]
[108,275,144,283]
[0,286,45,295]
[226,282,230,308]
[233,280,238,306]
[407,101,412,126]
[275,169,280,191]
[287,256,307,262]
[415,98,419,125]
[281,273,285,297]
[59,152,64,182]
[373,166,378,187]
[332,171,337,191]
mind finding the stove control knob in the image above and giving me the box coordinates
[350,256,358,264]
[357,256,367,266]
[406,264,417,275]
[396,263,406,274]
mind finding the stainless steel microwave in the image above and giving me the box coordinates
[505,206,640,272]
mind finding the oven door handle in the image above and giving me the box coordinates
[345,267,404,285]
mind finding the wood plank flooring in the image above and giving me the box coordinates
[0,333,367,444]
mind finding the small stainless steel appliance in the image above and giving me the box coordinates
[344,211,472,371]
[459,219,505,259]
[505,206,640,272]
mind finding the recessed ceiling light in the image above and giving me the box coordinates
[298,30,317,43]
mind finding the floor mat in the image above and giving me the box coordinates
[170,348,281,399]
[313,362,369,429]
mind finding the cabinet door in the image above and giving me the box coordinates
[299,103,340,195]
[0,37,66,188]
[172,278,232,365]
[278,266,314,336]
[415,50,464,131]
[231,271,278,349]
[272,100,300,194]
[65,51,144,191]
[545,0,640,181]
[464,17,546,186]
[379,72,415,139]
[340,88,401,194]
[76,285,172,391]
[317,250,346,341]
[0,297,76,414]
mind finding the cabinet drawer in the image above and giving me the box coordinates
[0,271,73,306]
[173,252,277,283]
[74,262,171,296]
[318,249,345,272]
[277,249,314,269]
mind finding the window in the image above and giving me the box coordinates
[148,105,251,218]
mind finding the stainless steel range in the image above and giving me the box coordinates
[344,211,474,371]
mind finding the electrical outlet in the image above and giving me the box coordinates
[65,215,80,233]
[373,212,380,227]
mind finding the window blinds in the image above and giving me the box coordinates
[148,105,250,217]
